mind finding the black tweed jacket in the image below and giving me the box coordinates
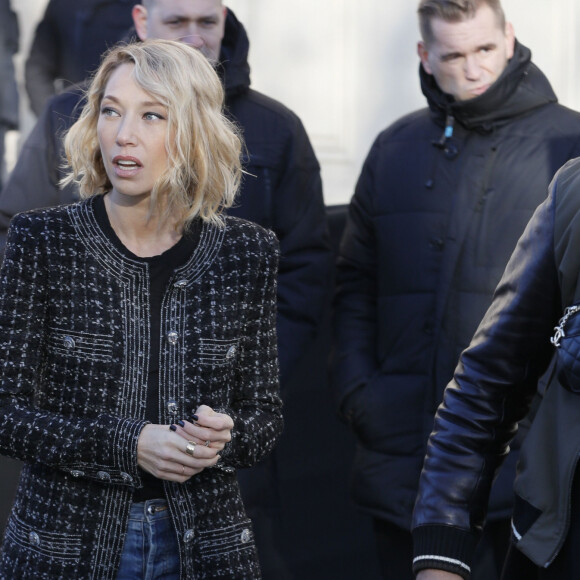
[0,196,282,579]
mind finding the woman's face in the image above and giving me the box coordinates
[97,63,170,203]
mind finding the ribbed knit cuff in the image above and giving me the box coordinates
[412,524,478,579]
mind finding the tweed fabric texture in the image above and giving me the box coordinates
[0,196,282,579]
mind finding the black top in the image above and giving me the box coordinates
[94,194,200,500]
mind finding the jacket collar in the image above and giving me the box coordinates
[421,40,557,133]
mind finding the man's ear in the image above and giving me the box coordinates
[505,21,515,59]
[417,41,433,75]
[219,5,227,39]
[132,4,149,41]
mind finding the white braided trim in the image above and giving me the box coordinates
[413,555,471,573]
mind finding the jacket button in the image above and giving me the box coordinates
[444,143,459,160]
[431,237,445,250]
[240,528,252,543]
[167,331,179,345]
[29,532,40,546]
[184,529,195,543]
[97,471,111,481]
[71,470,84,478]
[174,279,188,288]
[120,472,133,484]
[167,400,178,415]
[226,345,237,359]
[63,336,76,349]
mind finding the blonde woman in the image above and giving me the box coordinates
[0,39,282,579]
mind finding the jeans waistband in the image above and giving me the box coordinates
[129,499,170,521]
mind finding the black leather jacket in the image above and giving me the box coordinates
[413,157,580,577]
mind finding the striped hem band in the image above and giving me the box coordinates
[413,555,471,573]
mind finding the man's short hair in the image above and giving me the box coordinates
[418,0,506,45]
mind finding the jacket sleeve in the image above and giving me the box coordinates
[331,142,379,420]
[0,213,148,488]
[271,116,333,386]
[411,184,562,578]
[0,94,79,258]
[218,229,284,468]
[24,1,59,116]
[0,2,19,129]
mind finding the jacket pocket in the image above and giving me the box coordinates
[196,519,260,577]
[198,338,240,367]
[511,493,542,543]
[46,327,114,363]
[3,512,82,564]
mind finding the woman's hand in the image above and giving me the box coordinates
[172,404,234,454]
[137,422,221,483]
[416,570,464,580]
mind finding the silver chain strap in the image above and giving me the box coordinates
[551,305,580,347]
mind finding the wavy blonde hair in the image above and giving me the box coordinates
[62,39,242,229]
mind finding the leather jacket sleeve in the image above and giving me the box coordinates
[412,183,561,577]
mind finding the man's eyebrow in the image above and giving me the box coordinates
[439,42,498,61]
[439,51,464,61]
[161,12,189,22]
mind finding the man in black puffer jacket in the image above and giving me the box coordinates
[0,1,332,577]
[332,1,580,579]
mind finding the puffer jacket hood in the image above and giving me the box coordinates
[219,9,251,98]
[421,40,557,133]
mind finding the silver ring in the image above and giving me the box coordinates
[185,441,196,457]
[181,464,185,475]
[204,440,211,447]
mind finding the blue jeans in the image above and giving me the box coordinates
[116,499,180,580]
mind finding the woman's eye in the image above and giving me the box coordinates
[100,107,119,117]
[144,112,164,121]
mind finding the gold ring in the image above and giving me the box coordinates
[185,440,196,457]
[205,440,211,447]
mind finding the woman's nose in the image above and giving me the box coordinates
[115,118,137,145]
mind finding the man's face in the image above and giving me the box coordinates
[417,4,515,101]
[133,0,226,64]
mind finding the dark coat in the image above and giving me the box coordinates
[412,157,580,577]
[24,0,134,116]
[332,41,580,530]
[0,0,18,129]
[2,8,332,385]
[0,198,283,579]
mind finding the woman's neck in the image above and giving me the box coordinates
[103,192,182,258]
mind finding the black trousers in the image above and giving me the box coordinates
[373,517,511,580]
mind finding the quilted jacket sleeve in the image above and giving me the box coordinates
[331,140,380,419]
